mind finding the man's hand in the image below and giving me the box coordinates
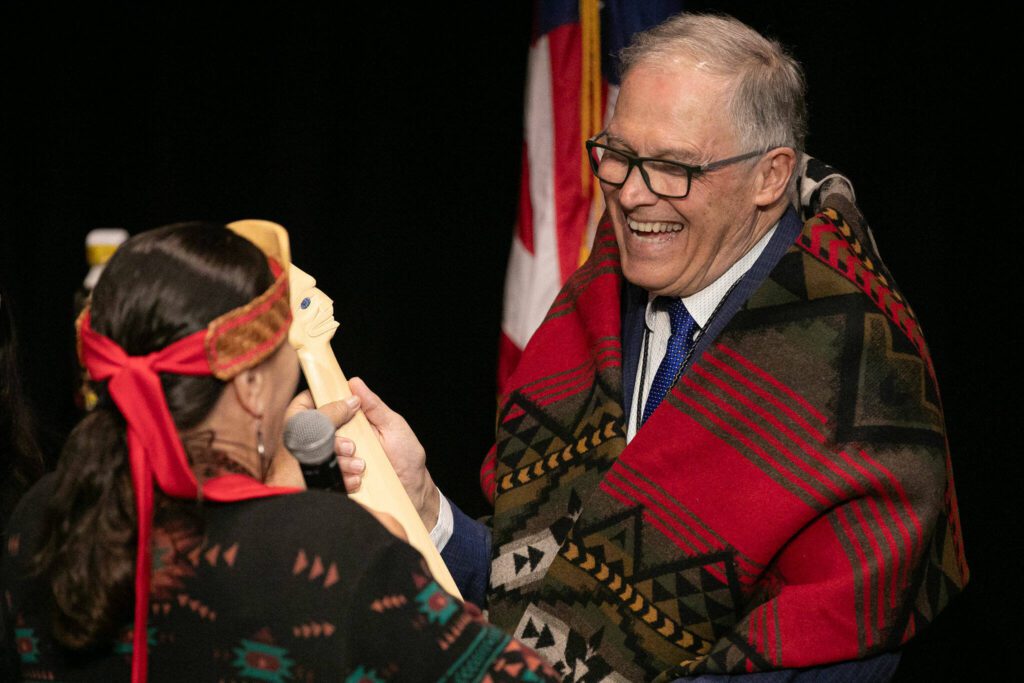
[344,377,439,530]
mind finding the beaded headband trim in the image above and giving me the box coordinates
[205,258,291,379]
[77,257,292,381]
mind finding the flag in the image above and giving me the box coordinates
[486,0,684,503]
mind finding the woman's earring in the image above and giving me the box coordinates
[255,420,275,481]
[256,420,266,461]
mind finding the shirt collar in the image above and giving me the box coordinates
[643,224,778,330]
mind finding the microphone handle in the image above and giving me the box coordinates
[299,458,346,493]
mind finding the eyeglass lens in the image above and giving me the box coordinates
[588,146,691,197]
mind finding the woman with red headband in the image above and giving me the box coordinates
[1,223,557,682]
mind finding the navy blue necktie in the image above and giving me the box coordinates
[641,297,698,425]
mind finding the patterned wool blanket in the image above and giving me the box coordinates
[484,158,968,681]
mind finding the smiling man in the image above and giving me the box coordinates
[336,12,967,682]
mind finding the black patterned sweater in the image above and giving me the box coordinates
[2,474,559,682]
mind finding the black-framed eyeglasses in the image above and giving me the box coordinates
[585,133,770,199]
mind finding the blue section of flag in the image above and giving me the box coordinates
[602,0,685,84]
[535,0,578,37]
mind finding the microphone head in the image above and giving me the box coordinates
[283,410,336,465]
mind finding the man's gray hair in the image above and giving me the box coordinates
[618,13,807,154]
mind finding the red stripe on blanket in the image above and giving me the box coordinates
[498,331,523,395]
[624,398,822,573]
[529,362,595,405]
[862,496,901,611]
[606,465,718,553]
[688,351,922,603]
[689,359,915,596]
[516,343,620,409]
[836,451,912,592]
[714,344,828,425]
[837,449,922,585]
[609,461,765,579]
[859,449,925,556]
[690,364,857,502]
[602,476,710,560]
[834,505,876,648]
[678,376,834,508]
[849,499,890,635]
[599,481,730,586]
[480,444,497,504]
[748,604,760,667]
[602,471,723,573]
[704,349,827,443]
[512,357,595,407]
[770,599,782,666]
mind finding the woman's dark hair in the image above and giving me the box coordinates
[0,285,46,529]
[33,222,274,650]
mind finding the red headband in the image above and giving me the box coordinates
[76,258,299,683]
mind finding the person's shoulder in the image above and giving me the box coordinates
[224,489,402,547]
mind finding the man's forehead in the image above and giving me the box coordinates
[602,130,703,163]
[607,62,735,160]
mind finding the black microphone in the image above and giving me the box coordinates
[283,410,345,493]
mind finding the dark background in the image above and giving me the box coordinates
[0,3,1013,678]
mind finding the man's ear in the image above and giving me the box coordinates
[753,147,797,207]
[231,367,266,419]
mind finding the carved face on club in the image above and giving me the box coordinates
[288,265,340,347]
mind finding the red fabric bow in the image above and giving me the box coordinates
[78,310,298,683]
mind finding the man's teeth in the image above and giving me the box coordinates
[627,219,683,234]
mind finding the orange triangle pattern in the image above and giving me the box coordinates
[323,562,339,588]
[174,593,216,621]
[370,594,408,612]
[293,549,309,575]
[291,621,337,639]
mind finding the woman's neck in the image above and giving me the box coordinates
[182,430,264,481]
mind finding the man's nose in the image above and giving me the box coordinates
[617,164,659,210]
